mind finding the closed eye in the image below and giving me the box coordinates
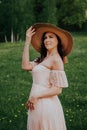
[49,36,53,38]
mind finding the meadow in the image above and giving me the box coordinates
[0,32,87,130]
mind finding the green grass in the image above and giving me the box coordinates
[0,33,87,130]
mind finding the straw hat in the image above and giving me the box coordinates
[31,23,73,56]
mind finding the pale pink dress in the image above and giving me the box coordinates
[27,64,68,130]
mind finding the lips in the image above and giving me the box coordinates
[45,44,51,47]
[45,41,51,45]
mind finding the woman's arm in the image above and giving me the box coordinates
[22,26,35,71]
[26,87,62,110]
[22,43,32,70]
[34,87,62,99]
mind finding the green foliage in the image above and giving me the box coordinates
[0,0,13,41]
[18,0,35,40]
[34,0,44,22]
[0,0,36,42]
[41,0,57,25]
[34,0,57,24]
[57,0,87,29]
[0,0,87,42]
[0,33,87,130]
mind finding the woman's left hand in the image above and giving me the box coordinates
[26,96,38,111]
[26,100,34,110]
[29,96,38,104]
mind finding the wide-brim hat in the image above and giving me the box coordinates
[31,23,73,56]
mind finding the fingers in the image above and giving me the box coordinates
[26,97,38,111]
[26,100,31,109]
[29,96,38,104]
[26,26,35,37]
[26,26,32,32]
[25,26,36,44]
[26,27,34,34]
[30,103,34,111]
[26,100,35,111]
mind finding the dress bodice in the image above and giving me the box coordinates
[32,64,51,87]
[31,64,68,87]
[30,64,68,97]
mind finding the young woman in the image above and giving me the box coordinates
[22,23,73,130]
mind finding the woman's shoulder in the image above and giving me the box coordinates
[51,55,64,70]
[51,54,62,63]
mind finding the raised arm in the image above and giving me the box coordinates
[22,26,35,71]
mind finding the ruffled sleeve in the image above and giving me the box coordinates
[49,70,68,88]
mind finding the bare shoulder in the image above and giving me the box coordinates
[51,55,64,70]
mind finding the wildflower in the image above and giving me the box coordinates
[9,120,12,123]
[14,115,18,117]
[21,103,24,106]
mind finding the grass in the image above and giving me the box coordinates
[0,33,87,130]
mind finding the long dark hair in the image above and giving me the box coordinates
[35,32,64,63]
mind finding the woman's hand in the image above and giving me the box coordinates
[26,100,34,111]
[26,96,38,111]
[29,96,38,104]
[25,26,35,45]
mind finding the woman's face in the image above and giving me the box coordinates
[44,32,58,51]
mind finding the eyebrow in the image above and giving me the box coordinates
[45,33,54,37]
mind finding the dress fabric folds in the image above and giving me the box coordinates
[27,64,68,130]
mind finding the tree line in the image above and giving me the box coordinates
[0,0,87,42]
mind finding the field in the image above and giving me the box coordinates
[0,32,87,130]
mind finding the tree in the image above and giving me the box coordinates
[10,0,35,41]
[21,0,35,40]
[0,0,36,42]
[34,0,43,22]
[0,0,13,42]
[34,0,57,25]
[56,0,87,30]
[0,0,87,42]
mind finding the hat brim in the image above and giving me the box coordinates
[31,23,73,56]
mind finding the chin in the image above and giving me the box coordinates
[46,46,52,50]
[46,48,52,51]
[47,46,54,50]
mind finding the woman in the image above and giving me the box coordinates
[22,23,73,130]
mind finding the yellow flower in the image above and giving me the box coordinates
[14,115,18,117]
[9,120,12,123]
[21,103,24,106]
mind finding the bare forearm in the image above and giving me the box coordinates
[22,44,30,64]
[35,87,62,99]
[22,43,31,70]
[22,26,35,70]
